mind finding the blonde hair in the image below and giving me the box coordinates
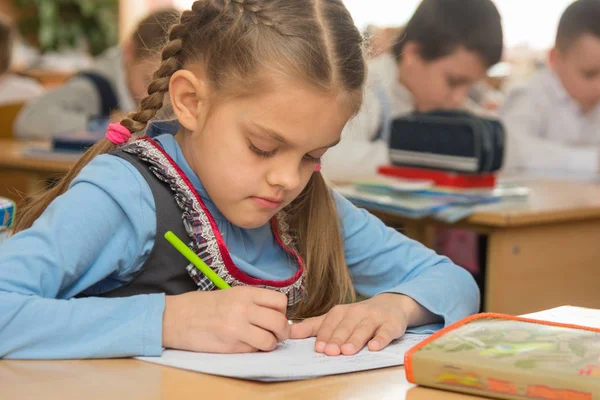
[14,0,366,319]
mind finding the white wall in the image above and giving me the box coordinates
[168,0,577,50]
[344,0,576,50]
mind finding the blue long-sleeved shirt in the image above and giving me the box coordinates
[0,133,479,359]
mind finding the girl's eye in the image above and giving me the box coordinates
[249,139,323,163]
[249,143,277,158]
[303,154,321,164]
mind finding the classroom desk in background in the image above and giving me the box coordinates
[371,180,600,316]
[0,359,482,400]
[13,68,75,88]
[0,139,74,199]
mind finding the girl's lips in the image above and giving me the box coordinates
[251,196,283,209]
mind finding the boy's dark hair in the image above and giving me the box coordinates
[130,8,181,59]
[0,15,13,75]
[391,0,503,68]
[556,0,600,52]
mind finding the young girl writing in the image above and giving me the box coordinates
[0,0,479,359]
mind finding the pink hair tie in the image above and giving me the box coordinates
[314,162,322,172]
[105,123,132,145]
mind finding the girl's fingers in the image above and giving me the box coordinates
[314,307,346,354]
[340,320,379,356]
[323,312,368,356]
[368,322,406,352]
[248,305,291,342]
[251,288,289,315]
[240,324,279,352]
[290,315,324,339]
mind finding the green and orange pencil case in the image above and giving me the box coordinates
[404,313,600,400]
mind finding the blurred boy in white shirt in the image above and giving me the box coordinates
[501,0,600,175]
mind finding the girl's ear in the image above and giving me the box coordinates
[169,70,209,132]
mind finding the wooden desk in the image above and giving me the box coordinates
[371,180,600,316]
[0,140,74,199]
[14,68,75,88]
[0,359,479,400]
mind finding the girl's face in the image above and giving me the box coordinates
[175,77,353,229]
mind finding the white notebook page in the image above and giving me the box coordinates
[522,305,600,328]
[137,333,428,382]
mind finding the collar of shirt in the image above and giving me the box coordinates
[368,53,416,120]
[546,68,600,119]
[545,68,576,106]
[153,132,227,222]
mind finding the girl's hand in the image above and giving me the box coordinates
[162,287,290,353]
[290,294,434,356]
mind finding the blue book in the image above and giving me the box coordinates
[51,135,98,153]
[353,179,529,203]
[337,186,455,219]
[1,197,15,230]
[51,117,109,153]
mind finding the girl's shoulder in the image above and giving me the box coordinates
[69,152,153,205]
[330,188,369,224]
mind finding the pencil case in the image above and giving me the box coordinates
[389,110,505,174]
[404,313,600,400]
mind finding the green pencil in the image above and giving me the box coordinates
[164,231,231,290]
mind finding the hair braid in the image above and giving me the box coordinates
[227,0,275,27]
[121,13,190,134]
[121,0,285,135]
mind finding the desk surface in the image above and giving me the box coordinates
[464,179,600,227]
[0,139,75,174]
[13,68,75,88]
[0,359,477,400]
[3,139,600,227]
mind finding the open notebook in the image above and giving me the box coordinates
[137,333,428,382]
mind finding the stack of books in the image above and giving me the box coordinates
[337,165,529,223]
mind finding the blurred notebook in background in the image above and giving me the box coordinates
[21,117,108,161]
[354,175,530,202]
[0,197,15,231]
[339,174,529,223]
[337,185,456,219]
[0,198,15,245]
